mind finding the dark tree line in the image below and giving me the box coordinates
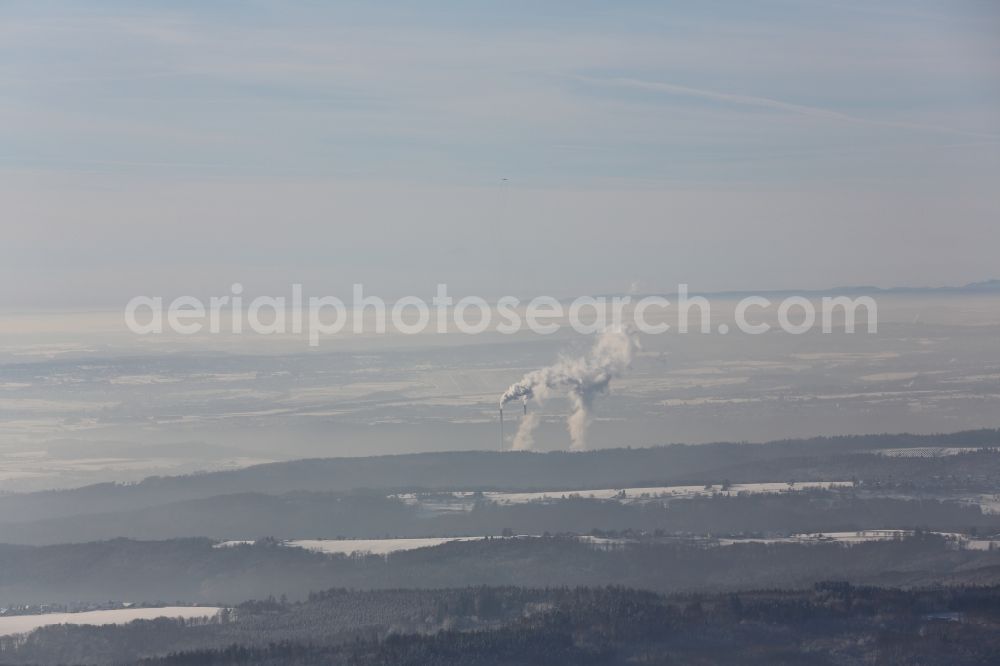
[6,584,998,665]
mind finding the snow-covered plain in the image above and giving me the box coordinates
[212,540,255,548]
[217,536,620,556]
[286,537,487,556]
[874,447,998,458]
[214,537,494,556]
[718,530,1000,550]
[394,481,854,512]
[0,607,222,637]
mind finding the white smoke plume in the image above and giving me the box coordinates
[511,411,539,451]
[500,328,638,450]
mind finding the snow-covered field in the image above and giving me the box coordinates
[216,535,625,556]
[286,537,487,556]
[718,529,911,546]
[719,530,1000,550]
[874,447,997,458]
[215,536,496,555]
[213,540,255,548]
[0,607,222,637]
[395,481,854,511]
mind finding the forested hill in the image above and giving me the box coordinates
[1,429,997,524]
[1,489,996,546]
[3,533,999,606]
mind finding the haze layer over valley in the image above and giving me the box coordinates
[1,291,998,490]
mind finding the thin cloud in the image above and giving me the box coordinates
[584,76,999,140]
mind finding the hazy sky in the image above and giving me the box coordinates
[3,1,999,306]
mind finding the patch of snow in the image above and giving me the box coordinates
[0,607,222,637]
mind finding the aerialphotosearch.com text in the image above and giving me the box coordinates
[124,283,878,346]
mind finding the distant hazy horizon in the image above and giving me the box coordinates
[0,291,996,490]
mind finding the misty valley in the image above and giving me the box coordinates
[4,0,1000,663]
